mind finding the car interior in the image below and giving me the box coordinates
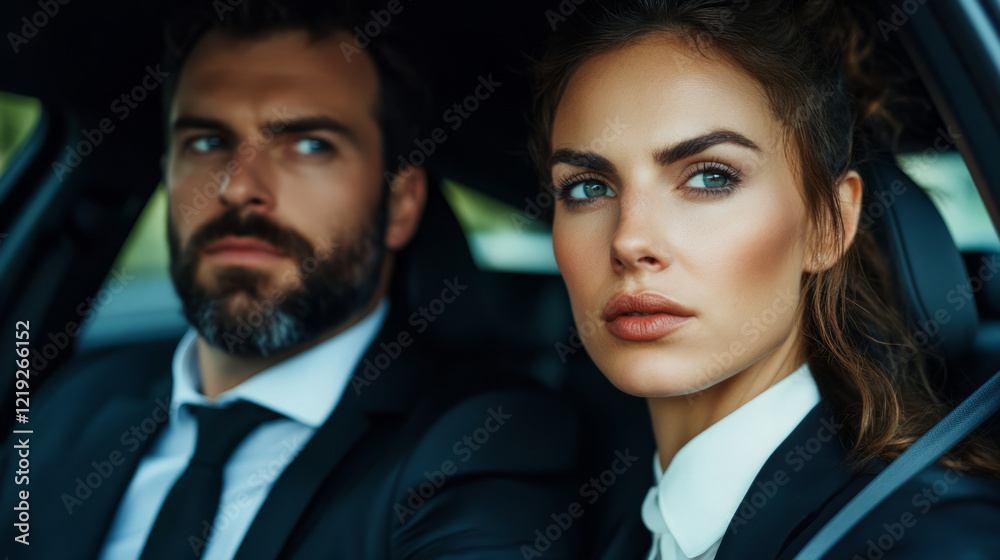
[1,0,999,556]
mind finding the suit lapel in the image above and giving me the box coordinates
[715,402,870,560]
[50,375,172,559]
[234,311,427,560]
[233,383,370,560]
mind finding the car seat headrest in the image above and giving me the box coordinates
[859,159,978,362]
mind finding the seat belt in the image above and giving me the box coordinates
[793,369,1000,559]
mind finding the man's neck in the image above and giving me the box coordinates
[195,299,383,399]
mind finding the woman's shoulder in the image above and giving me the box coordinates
[833,465,1000,559]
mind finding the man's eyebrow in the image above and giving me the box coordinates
[171,116,233,135]
[654,129,762,165]
[276,116,361,149]
[547,149,617,174]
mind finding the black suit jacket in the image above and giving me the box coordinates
[1,312,582,559]
[725,401,1000,559]
[601,400,1000,560]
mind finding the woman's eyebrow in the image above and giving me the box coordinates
[653,129,762,165]
[548,129,761,174]
[547,149,616,174]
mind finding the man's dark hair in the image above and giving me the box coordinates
[162,0,431,176]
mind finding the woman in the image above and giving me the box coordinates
[530,0,1000,558]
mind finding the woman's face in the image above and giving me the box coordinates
[550,36,813,398]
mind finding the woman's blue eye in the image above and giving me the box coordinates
[294,138,332,155]
[567,180,615,199]
[685,170,732,189]
[189,136,225,153]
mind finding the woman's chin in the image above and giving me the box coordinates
[597,359,726,399]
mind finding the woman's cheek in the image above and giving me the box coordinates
[553,214,609,341]
[699,198,805,354]
[555,211,601,274]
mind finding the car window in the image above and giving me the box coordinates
[76,185,183,349]
[113,185,171,276]
[897,151,1000,252]
[0,91,43,177]
[442,180,558,274]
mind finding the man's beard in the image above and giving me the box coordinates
[168,198,387,357]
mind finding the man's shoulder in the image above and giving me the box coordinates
[400,382,579,482]
[379,379,583,558]
[34,338,177,412]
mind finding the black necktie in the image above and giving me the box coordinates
[139,401,281,560]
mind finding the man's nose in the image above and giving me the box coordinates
[217,142,277,212]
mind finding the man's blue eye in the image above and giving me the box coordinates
[685,171,731,189]
[294,138,332,155]
[190,136,225,153]
[568,180,615,199]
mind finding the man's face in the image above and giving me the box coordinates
[165,30,389,357]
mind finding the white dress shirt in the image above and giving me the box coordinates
[99,299,388,560]
[641,362,821,560]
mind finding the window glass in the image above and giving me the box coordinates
[112,185,170,276]
[0,91,43,176]
[897,151,1000,252]
[79,186,182,349]
[442,180,558,274]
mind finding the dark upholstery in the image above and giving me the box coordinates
[859,159,979,362]
[396,178,574,385]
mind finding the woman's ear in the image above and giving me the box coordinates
[384,166,428,251]
[838,169,864,247]
[808,170,864,273]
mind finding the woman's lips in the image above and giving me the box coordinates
[605,313,692,341]
[602,292,694,341]
[202,236,288,266]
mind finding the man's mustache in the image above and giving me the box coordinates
[183,208,314,262]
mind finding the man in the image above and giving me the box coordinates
[1,2,580,558]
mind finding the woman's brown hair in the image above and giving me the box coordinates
[530,0,1000,476]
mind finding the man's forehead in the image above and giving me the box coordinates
[172,29,379,124]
